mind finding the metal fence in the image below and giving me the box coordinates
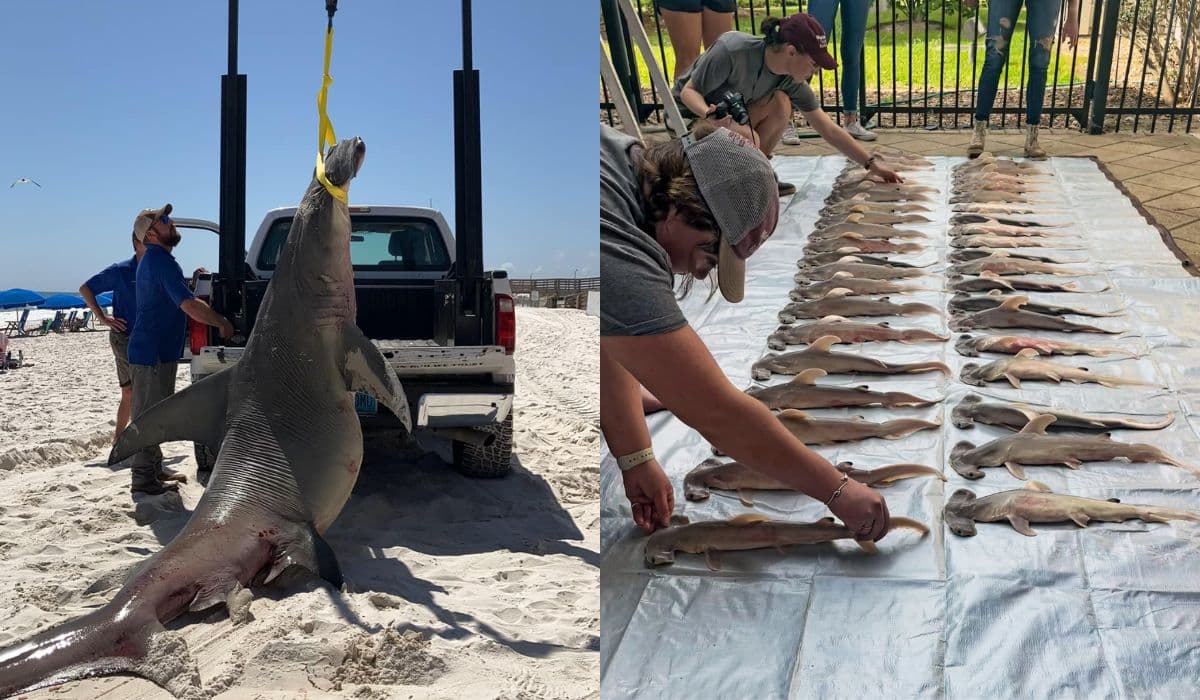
[601,0,1200,133]
[510,277,600,308]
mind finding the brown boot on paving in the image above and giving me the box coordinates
[967,120,987,159]
[1024,124,1047,159]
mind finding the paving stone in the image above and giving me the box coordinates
[1144,206,1199,230]
[1126,172,1200,193]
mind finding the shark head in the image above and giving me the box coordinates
[319,136,367,191]
[951,394,983,428]
[943,489,979,536]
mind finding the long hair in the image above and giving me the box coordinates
[636,120,723,301]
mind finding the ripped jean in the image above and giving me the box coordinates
[807,0,871,114]
[973,0,1062,125]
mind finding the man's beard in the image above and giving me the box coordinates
[162,231,182,247]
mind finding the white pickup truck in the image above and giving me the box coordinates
[178,205,517,480]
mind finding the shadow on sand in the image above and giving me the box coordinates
[319,435,594,656]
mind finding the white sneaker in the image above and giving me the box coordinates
[845,120,877,141]
[782,124,802,145]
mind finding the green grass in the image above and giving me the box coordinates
[612,12,1087,102]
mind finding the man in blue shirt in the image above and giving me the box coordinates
[80,233,145,447]
[127,204,234,496]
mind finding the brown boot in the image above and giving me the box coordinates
[967,120,987,159]
[1024,124,1047,159]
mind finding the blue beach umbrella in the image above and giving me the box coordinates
[96,292,114,306]
[0,288,46,309]
[40,293,87,310]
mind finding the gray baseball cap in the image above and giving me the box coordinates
[680,128,780,303]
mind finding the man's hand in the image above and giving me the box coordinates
[621,459,675,534]
[869,159,904,183]
[217,318,234,341]
[102,315,128,333]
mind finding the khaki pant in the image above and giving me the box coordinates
[129,362,178,493]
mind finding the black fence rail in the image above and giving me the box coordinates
[601,0,1200,133]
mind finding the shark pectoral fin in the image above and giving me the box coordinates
[1004,373,1023,389]
[107,366,232,466]
[1068,513,1091,528]
[342,324,411,432]
[704,549,723,571]
[1004,461,1028,479]
[1007,515,1038,536]
[737,489,756,507]
[1024,480,1052,492]
[856,539,879,554]
[1063,459,1083,470]
[263,522,344,590]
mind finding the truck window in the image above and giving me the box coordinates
[257,216,451,272]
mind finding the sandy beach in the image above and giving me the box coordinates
[0,307,599,699]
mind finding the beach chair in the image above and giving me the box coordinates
[68,310,93,332]
[3,309,30,338]
[79,309,95,331]
[55,310,77,333]
[47,311,66,334]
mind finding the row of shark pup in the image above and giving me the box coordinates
[645,152,1196,570]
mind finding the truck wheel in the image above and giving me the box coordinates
[194,443,217,486]
[452,414,513,478]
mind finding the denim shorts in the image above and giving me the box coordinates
[655,0,737,12]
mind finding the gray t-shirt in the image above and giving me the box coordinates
[671,31,821,116]
[599,124,688,337]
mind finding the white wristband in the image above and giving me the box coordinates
[617,448,655,472]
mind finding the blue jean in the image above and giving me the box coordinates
[974,0,1062,125]
[807,0,871,114]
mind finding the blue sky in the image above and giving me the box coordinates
[0,1,597,292]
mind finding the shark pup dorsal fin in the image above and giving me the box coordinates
[792,368,827,385]
[1020,414,1058,434]
[810,335,842,353]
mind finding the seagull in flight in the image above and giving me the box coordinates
[10,177,41,188]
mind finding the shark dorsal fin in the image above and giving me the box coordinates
[779,409,812,423]
[810,335,841,353]
[837,256,863,263]
[846,213,863,223]
[1021,414,1057,434]
[1016,348,1041,359]
[836,247,862,254]
[819,315,849,323]
[986,289,1004,297]
[832,271,854,279]
[792,368,827,385]
[999,295,1029,311]
[728,514,770,526]
[980,270,1001,279]
[842,232,865,240]
[670,514,691,526]
[1024,480,1052,492]
[823,288,854,299]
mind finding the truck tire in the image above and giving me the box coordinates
[194,442,217,486]
[452,414,513,478]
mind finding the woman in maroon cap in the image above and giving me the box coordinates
[669,13,902,195]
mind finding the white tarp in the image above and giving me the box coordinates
[600,155,1200,699]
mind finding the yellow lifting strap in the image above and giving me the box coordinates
[315,24,347,204]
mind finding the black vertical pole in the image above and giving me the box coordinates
[218,0,248,336]
[1088,0,1122,133]
[454,0,484,345]
[600,0,644,123]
